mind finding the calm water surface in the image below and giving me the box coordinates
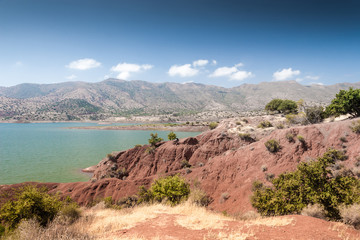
[0,123,200,184]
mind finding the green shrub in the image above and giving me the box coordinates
[0,185,63,230]
[168,131,177,141]
[0,224,4,236]
[239,133,255,142]
[150,175,190,206]
[265,99,283,112]
[134,144,142,148]
[278,100,298,114]
[265,99,297,114]
[350,120,360,134]
[107,153,116,162]
[276,123,284,129]
[326,88,360,117]
[209,122,218,130]
[265,139,280,153]
[285,132,295,142]
[180,159,191,169]
[251,149,360,219]
[116,168,129,179]
[148,133,163,147]
[297,135,305,144]
[258,121,273,129]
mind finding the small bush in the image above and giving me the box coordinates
[285,132,295,142]
[339,136,348,142]
[261,165,268,172]
[145,146,156,154]
[209,122,218,130]
[258,121,273,129]
[117,196,138,208]
[297,135,305,144]
[116,167,129,179]
[59,202,81,224]
[350,120,360,134]
[239,133,255,142]
[265,139,280,153]
[242,118,249,123]
[134,144,142,148]
[276,123,284,129]
[220,192,230,203]
[168,131,177,141]
[304,106,325,124]
[265,173,275,182]
[180,159,191,169]
[0,185,63,230]
[107,153,116,162]
[285,113,307,125]
[340,204,360,229]
[301,204,326,220]
[150,175,190,205]
[188,188,212,207]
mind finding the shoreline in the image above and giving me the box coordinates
[66,124,208,132]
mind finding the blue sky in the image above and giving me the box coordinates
[0,0,359,87]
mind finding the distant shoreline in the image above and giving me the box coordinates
[66,123,208,132]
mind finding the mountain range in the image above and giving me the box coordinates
[1,79,359,121]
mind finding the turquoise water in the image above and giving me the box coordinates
[0,123,200,184]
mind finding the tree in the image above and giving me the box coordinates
[265,99,297,114]
[265,99,283,112]
[168,131,177,140]
[277,99,298,114]
[148,133,163,147]
[326,88,360,117]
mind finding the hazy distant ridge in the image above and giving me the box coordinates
[0,79,359,121]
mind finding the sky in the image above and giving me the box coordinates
[0,0,360,87]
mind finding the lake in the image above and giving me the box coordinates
[0,123,200,184]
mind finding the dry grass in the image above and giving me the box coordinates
[205,227,254,240]
[73,204,163,236]
[330,222,360,240]
[6,218,91,240]
[245,216,294,227]
[169,202,233,230]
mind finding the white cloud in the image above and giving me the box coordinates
[67,58,101,70]
[305,75,320,80]
[66,74,77,80]
[210,66,238,77]
[110,62,153,80]
[212,60,217,65]
[230,71,253,81]
[310,82,324,86]
[209,63,252,81]
[168,64,199,77]
[182,81,194,84]
[273,68,300,81]
[193,59,209,67]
